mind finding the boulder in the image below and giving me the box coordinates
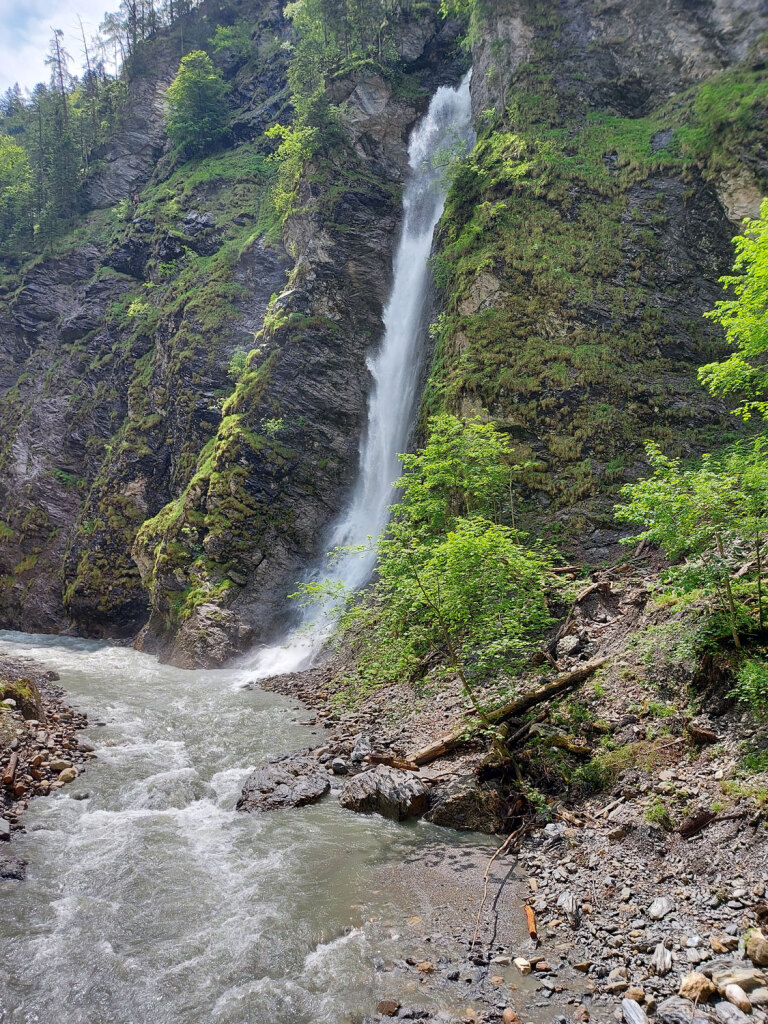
[724,985,752,1013]
[680,974,717,1003]
[350,733,372,763]
[237,752,330,812]
[648,896,675,920]
[652,943,674,976]
[339,766,428,821]
[747,932,768,968]
[424,773,506,833]
[0,676,45,722]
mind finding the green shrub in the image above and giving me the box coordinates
[731,658,768,717]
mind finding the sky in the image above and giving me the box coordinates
[0,0,114,94]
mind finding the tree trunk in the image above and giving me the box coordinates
[406,657,608,766]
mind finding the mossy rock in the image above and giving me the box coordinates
[0,675,45,722]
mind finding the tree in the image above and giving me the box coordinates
[699,199,768,420]
[615,439,768,649]
[165,50,229,156]
[0,134,34,253]
[303,415,556,712]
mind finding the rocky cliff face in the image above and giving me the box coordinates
[0,0,464,661]
[425,0,768,561]
[0,0,765,662]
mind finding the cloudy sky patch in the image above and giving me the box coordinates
[0,0,113,94]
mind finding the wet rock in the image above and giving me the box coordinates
[58,767,77,784]
[0,817,10,842]
[237,752,330,812]
[339,766,428,821]
[657,996,715,1024]
[747,932,768,968]
[680,974,717,1003]
[424,773,506,833]
[0,849,26,880]
[376,1000,400,1016]
[331,758,348,775]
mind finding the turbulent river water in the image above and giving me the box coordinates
[0,630,494,1024]
[0,78,490,1024]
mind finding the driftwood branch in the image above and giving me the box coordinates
[406,657,608,766]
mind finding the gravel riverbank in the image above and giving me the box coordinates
[0,652,94,880]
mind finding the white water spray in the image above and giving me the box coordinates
[244,72,475,679]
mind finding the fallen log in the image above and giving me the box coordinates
[406,657,609,766]
[525,904,538,943]
[2,752,18,788]
[365,753,420,773]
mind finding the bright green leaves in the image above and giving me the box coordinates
[0,133,34,253]
[391,414,515,540]
[332,415,557,707]
[699,200,768,420]
[165,50,229,158]
[616,438,768,648]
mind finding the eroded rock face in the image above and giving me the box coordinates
[424,774,507,833]
[338,766,429,821]
[472,0,768,122]
[237,752,330,812]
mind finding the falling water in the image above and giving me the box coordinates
[245,71,475,678]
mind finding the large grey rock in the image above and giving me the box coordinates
[657,996,715,1024]
[0,818,10,842]
[424,774,506,833]
[237,752,330,812]
[714,1002,752,1024]
[622,998,649,1024]
[339,766,429,821]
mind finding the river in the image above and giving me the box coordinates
[0,630,506,1024]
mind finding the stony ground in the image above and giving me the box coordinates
[256,563,768,1024]
[0,652,94,879]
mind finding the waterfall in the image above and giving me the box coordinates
[244,71,475,679]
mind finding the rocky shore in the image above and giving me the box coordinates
[244,567,768,1024]
[0,652,94,880]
